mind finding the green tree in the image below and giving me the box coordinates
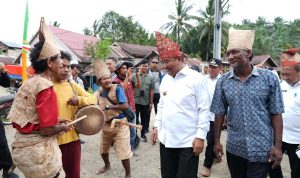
[288,19,300,47]
[160,0,196,43]
[235,16,300,64]
[84,39,112,59]
[50,21,61,27]
[184,0,229,61]
[83,27,92,36]
[83,11,154,46]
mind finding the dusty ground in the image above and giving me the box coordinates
[3,112,290,178]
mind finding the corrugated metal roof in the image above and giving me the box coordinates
[0,40,22,49]
[48,26,99,63]
[110,46,134,60]
[251,55,278,67]
[0,56,15,64]
[114,42,157,58]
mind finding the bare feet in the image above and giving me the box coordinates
[95,166,111,175]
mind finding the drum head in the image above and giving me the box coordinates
[74,105,105,135]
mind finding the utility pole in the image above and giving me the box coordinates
[213,0,222,60]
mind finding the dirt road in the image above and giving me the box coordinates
[2,114,290,178]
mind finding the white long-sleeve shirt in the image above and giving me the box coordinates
[153,66,210,148]
[206,74,222,121]
[281,80,300,144]
[70,75,84,89]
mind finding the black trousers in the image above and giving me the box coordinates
[268,141,300,178]
[203,121,215,168]
[226,151,268,178]
[153,93,160,114]
[160,143,199,178]
[135,104,150,135]
[0,120,13,172]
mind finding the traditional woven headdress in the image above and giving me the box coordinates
[281,48,300,67]
[155,32,181,59]
[227,28,255,51]
[93,59,110,81]
[38,17,60,60]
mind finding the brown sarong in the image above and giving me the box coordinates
[11,132,64,178]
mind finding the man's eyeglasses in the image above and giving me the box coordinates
[152,62,159,64]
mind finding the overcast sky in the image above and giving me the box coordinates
[0,0,299,44]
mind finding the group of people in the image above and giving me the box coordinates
[1,16,300,178]
[150,28,299,178]
[2,17,163,178]
[105,55,165,145]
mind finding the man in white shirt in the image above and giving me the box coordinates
[269,48,300,178]
[70,63,84,89]
[148,58,163,114]
[200,58,222,177]
[151,32,210,178]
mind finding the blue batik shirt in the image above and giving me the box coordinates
[210,67,284,162]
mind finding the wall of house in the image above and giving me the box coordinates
[7,49,22,58]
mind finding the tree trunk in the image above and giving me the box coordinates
[177,26,180,43]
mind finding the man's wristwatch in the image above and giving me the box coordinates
[105,105,110,110]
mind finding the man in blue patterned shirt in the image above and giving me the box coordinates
[210,28,284,178]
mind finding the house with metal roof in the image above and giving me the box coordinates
[251,55,278,68]
[0,40,22,61]
[109,42,158,65]
[14,25,99,66]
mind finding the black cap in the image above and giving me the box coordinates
[209,58,222,67]
[115,61,130,74]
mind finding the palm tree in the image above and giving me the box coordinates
[288,19,300,47]
[160,0,196,43]
[194,0,229,60]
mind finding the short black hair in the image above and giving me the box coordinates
[70,64,81,70]
[106,57,117,64]
[61,50,72,61]
[30,41,60,74]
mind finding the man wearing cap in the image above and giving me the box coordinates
[211,28,284,178]
[200,58,222,177]
[151,32,210,178]
[269,48,300,178]
[8,17,73,178]
[0,62,10,88]
[113,61,141,150]
[93,60,132,178]
[133,60,154,142]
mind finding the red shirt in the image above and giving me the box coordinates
[13,87,59,133]
[113,76,136,112]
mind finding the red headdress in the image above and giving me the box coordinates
[281,48,300,67]
[155,32,181,59]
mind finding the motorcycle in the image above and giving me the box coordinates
[0,94,15,124]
